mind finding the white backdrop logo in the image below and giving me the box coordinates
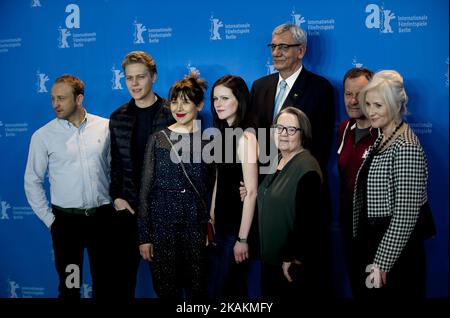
[6,278,45,297]
[132,18,173,44]
[352,56,364,68]
[366,4,428,34]
[58,26,71,48]
[134,20,147,44]
[7,279,20,298]
[57,3,79,48]
[31,0,41,7]
[291,9,306,27]
[288,7,335,36]
[111,65,124,90]
[409,122,433,135]
[210,15,223,40]
[186,62,200,76]
[381,8,396,33]
[0,121,29,138]
[0,38,22,54]
[1,200,11,220]
[0,198,33,219]
[57,4,96,48]
[266,59,276,75]
[65,3,80,29]
[209,14,250,41]
[365,4,396,33]
[81,283,92,298]
[36,70,49,93]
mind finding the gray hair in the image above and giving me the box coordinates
[273,23,307,47]
[359,70,408,122]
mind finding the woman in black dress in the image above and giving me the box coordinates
[208,75,259,298]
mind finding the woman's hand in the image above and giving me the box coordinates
[239,181,247,202]
[139,243,154,262]
[365,263,387,288]
[234,241,249,264]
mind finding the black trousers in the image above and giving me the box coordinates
[108,209,141,300]
[51,204,113,300]
[341,220,364,298]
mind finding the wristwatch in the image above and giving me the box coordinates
[237,237,248,243]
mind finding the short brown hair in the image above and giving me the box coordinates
[54,74,84,98]
[343,67,373,86]
[122,51,157,76]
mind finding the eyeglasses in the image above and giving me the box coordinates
[272,124,301,136]
[267,43,301,52]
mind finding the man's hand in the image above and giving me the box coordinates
[282,260,302,282]
[114,198,136,214]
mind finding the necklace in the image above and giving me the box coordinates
[378,121,404,153]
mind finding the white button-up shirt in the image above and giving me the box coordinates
[24,112,111,227]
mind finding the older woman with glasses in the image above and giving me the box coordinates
[257,107,331,299]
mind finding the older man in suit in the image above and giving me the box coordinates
[249,23,335,170]
[250,23,335,297]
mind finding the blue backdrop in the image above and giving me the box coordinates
[0,0,448,298]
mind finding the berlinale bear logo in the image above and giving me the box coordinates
[58,4,80,48]
[365,4,396,34]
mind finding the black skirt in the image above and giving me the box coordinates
[353,216,426,299]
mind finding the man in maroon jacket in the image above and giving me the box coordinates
[337,67,377,298]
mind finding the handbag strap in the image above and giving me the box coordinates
[161,130,207,210]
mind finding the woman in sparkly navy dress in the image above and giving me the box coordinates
[138,72,214,299]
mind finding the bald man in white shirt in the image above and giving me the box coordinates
[25,74,113,300]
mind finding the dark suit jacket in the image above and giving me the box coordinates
[249,67,335,169]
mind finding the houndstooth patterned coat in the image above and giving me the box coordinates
[352,125,428,272]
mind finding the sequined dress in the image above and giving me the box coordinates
[138,127,214,298]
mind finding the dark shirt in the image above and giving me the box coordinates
[131,103,159,186]
[214,130,243,236]
[355,126,370,144]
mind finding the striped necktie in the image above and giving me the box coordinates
[273,80,287,119]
